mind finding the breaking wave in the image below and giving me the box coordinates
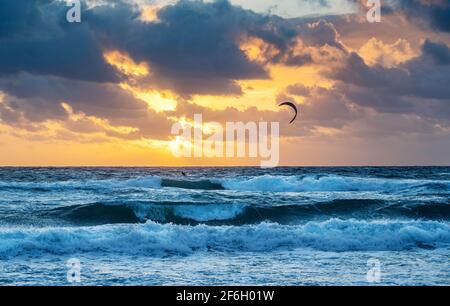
[40,199,450,226]
[220,175,449,192]
[1,174,449,193]
[44,202,248,225]
[0,219,449,258]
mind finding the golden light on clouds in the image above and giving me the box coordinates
[1,44,338,166]
[120,84,178,112]
[3,1,449,167]
[140,5,162,23]
[240,36,279,63]
[189,64,334,111]
[104,50,150,77]
[61,102,139,136]
[103,50,178,112]
[359,38,418,67]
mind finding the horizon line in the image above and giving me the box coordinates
[0,165,449,168]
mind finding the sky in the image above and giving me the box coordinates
[153,0,357,17]
[0,0,450,166]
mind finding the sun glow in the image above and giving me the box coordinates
[120,84,178,112]
[189,64,333,111]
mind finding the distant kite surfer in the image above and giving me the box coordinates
[279,101,299,124]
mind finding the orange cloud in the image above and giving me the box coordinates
[120,84,178,112]
[140,5,162,23]
[104,50,150,78]
[240,36,280,63]
[359,38,418,67]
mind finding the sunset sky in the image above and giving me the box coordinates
[1,0,450,166]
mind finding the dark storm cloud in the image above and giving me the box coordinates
[0,0,350,97]
[0,0,51,39]
[2,0,448,143]
[84,0,273,95]
[0,0,344,139]
[422,39,450,65]
[0,0,119,83]
[0,27,120,83]
[84,0,349,95]
[395,0,450,33]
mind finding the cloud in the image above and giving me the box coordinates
[0,0,351,97]
[85,0,271,95]
[286,83,312,97]
[328,40,450,120]
[1,0,346,142]
[395,0,450,33]
[358,38,416,67]
[422,39,450,65]
[299,19,346,51]
[1,0,449,164]
[0,27,121,83]
[0,73,173,139]
[84,1,350,95]
[0,0,49,39]
[172,84,360,139]
[330,52,408,89]
[0,0,119,83]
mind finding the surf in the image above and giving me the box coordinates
[39,199,450,227]
[1,174,449,193]
[0,219,449,259]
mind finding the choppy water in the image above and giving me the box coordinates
[0,167,449,285]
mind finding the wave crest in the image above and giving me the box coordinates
[40,198,450,226]
[1,174,449,193]
[1,219,449,258]
[220,175,439,192]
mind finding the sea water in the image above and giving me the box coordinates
[0,167,449,285]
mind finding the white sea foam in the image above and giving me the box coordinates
[120,176,162,188]
[128,203,247,222]
[172,204,247,222]
[0,219,449,258]
[1,174,448,193]
[220,175,441,192]
[0,176,162,190]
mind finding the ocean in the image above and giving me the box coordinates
[0,167,449,286]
